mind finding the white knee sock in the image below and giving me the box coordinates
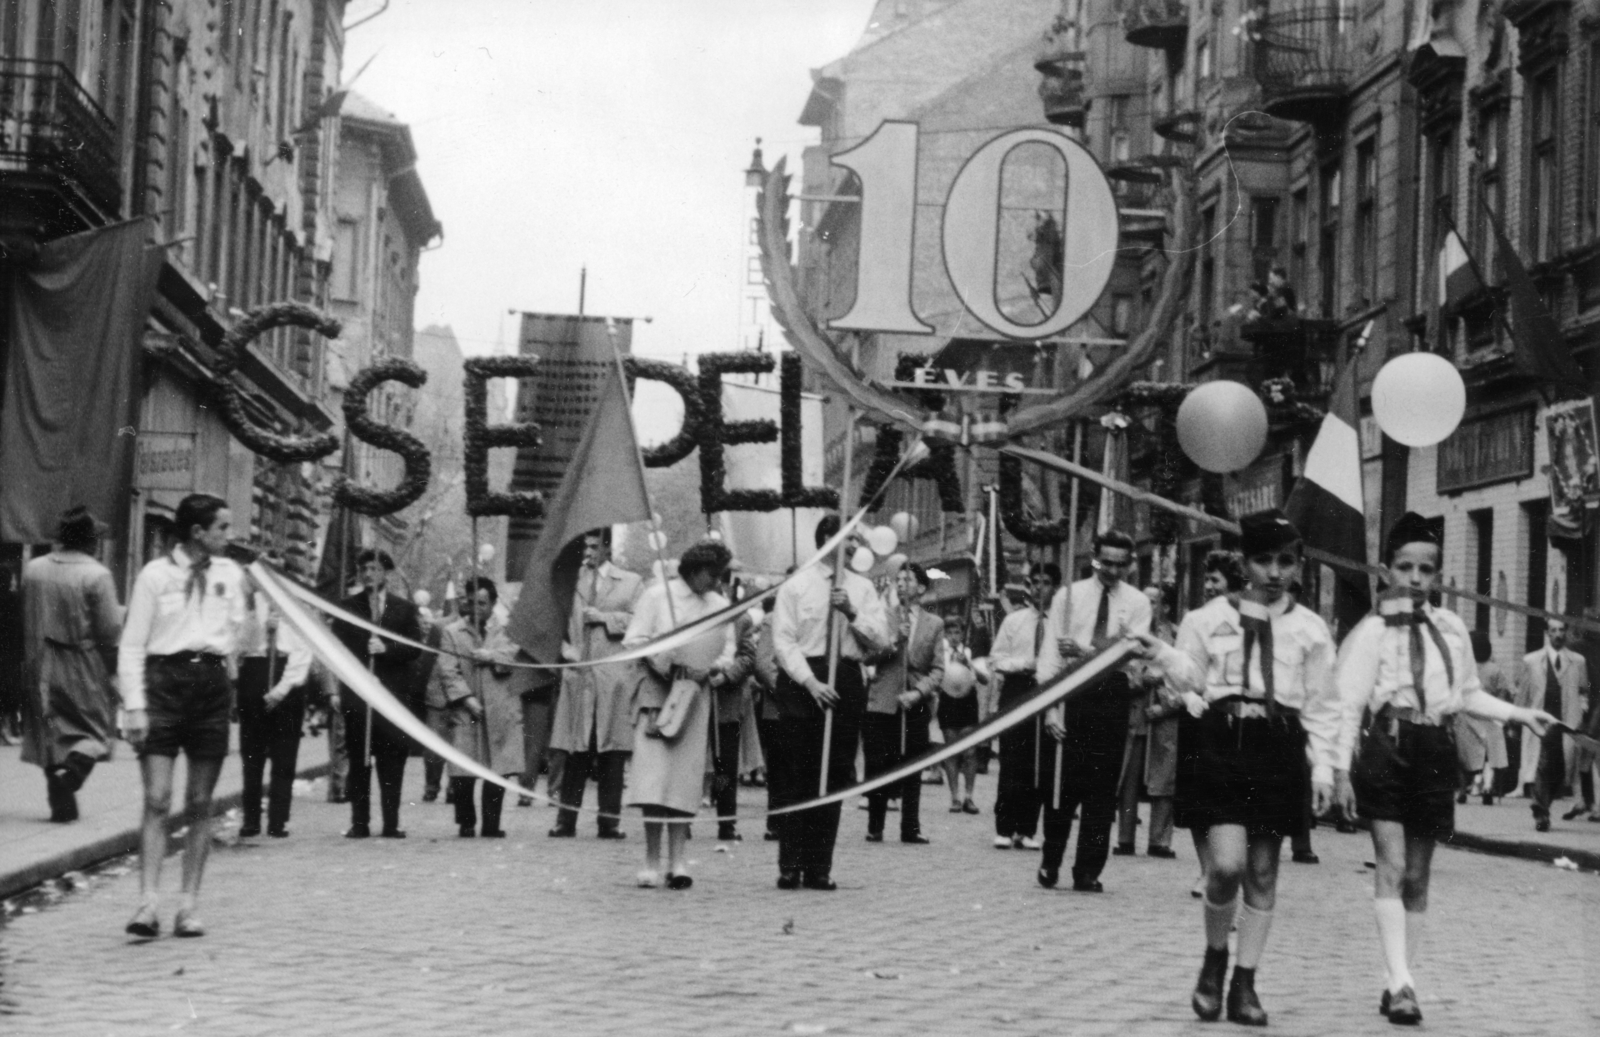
[1234,903,1273,969]
[1374,897,1411,992]
[1406,909,1426,975]
[1203,894,1237,949]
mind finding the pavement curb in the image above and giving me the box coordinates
[0,762,331,902]
[1443,829,1600,873]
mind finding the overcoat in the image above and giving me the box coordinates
[550,562,643,754]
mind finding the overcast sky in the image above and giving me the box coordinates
[345,0,877,365]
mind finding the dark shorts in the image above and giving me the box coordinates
[141,655,233,759]
[938,690,979,730]
[1352,715,1458,840]
[1176,706,1308,838]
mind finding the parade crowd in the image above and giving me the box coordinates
[15,493,1594,1027]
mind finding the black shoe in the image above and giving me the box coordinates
[1535,817,1552,832]
[481,829,506,839]
[548,826,576,838]
[1336,819,1359,834]
[1482,795,1495,806]
[801,872,838,891]
[1292,851,1320,864]
[764,830,779,841]
[1148,846,1177,859]
[1111,843,1136,856]
[666,872,693,890]
[443,789,456,805]
[459,826,477,838]
[1378,989,1391,1017]
[1456,791,1468,805]
[776,869,801,890]
[238,824,261,838]
[1226,967,1268,1026]
[1071,878,1104,893]
[380,828,406,839]
[1386,985,1422,1025]
[344,824,370,839]
[865,831,884,843]
[717,828,742,842]
[422,787,440,803]
[901,834,930,844]
[1037,867,1058,889]
[1192,946,1228,1021]
[1562,804,1589,820]
[596,829,627,840]
[267,826,289,838]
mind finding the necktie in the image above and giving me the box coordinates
[1240,601,1277,709]
[1408,614,1428,713]
[1032,610,1046,666]
[1382,605,1454,711]
[1092,586,1110,645]
[1545,655,1563,718]
[183,554,210,602]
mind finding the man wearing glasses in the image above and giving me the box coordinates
[1035,530,1151,892]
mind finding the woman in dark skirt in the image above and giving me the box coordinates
[1333,514,1555,1026]
[937,617,984,813]
[1140,510,1342,1027]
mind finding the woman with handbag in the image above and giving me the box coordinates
[938,617,984,813]
[624,540,737,890]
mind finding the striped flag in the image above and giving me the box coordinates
[1285,334,1368,609]
[1438,226,1483,311]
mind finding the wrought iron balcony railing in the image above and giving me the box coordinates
[1248,7,1357,124]
[1035,52,1086,128]
[1122,0,1189,50]
[0,58,121,215]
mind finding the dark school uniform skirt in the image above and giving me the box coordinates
[1351,711,1459,840]
[1175,700,1309,838]
[938,689,979,731]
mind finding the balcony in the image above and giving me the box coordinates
[0,59,121,230]
[1248,7,1357,124]
[1239,316,1340,398]
[1108,161,1174,244]
[1035,52,1086,128]
[1122,0,1189,51]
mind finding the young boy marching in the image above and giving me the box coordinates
[1138,509,1342,1027]
[1333,513,1556,1025]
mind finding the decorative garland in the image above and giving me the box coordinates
[780,352,839,509]
[998,449,1074,544]
[462,355,544,518]
[213,302,343,463]
[334,357,432,516]
[625,356,703,467]
[697,352,780,513]
[860,355,962,512]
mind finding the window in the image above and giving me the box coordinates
[749,217,759,246]
[36,0,83,72]
[96,0,135,128]
[1318,162,1341,318]
[746,255,763,285]
[1108,95,1132,163]
[1,2,20,58]
[1475,106,1506,281]
[1111,294,1133,335]
[1528,71,1561,263]
[191,161,206,273]
[1425,130,1456,309]
[333,218,360,300]
[1198,203,1217,332]
[1290,187,1308,294]
[207,159,227,285]
[1250,196,1279,283]
[1354,136,1377,308]
[1197,33,1212,80]
[167,99,189,239]
[1586,41,1600,243]
[220,0,234,62]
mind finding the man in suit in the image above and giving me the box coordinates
[548,529,643,839]
[861,562,946,845]
[332,549,423,839]
[1514,620,1591,831]
[1037,530,1152,892]
[987,564,1060,849]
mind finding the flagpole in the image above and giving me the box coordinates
[604,319,678,630]
[821,345,860,798]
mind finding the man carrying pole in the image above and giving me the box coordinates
[770,514,889,890]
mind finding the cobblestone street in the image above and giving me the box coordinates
[0,763,1593,1037]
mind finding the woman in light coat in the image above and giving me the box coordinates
[438,577,525,838]
[625,540,737,890]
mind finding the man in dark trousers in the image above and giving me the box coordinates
[987,564,1060,849]
[770,515,890,890]
[1036,530,1151,892]
[333,549,423,839]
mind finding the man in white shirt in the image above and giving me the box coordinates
[987,564,1059,848]
[236,577,313,839]
[119,493,250,939]
[1036,531,1151,893]
[769,514,890,891]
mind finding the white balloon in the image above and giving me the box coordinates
[885,552,909,576]
[865,525,899,556]
[1176,381,1269,473]
[647,530,669,551]
[1371,353,1467,448]
[850,546,876,573]
[477,543,495,564]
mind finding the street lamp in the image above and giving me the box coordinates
[744,138,766,187]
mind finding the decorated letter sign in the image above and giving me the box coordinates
[828,122,1119,341]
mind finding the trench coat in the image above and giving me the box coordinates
[550,563,643,755]
[1454,660,1510,771]
[1514,647,1590,790]
[437,617,531,776]
[1121,623,1180,798]
[20,552,122,769]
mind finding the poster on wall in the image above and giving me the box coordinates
[1545,399,1600,540]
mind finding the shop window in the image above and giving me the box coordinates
[1354,136,1377,308]
[1527,71,1561,263]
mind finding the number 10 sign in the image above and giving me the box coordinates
[824,121,1120,343]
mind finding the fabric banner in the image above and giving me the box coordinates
[718,380,828,576]
[1545,399,1599,541]
[0,219,164,542]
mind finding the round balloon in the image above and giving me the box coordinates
[1371,352,1466,447]
[889,511,920,542]
[1176,381,1269,473]
[884,552,909,576]
[865,525,899,556]
[849,545,877,574]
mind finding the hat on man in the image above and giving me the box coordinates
[1238,509,1301,556]
[1383,511,1441,561]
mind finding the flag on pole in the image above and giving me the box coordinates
[504,365,653,665]
[1486,207,1588,394]
[1437,226,1483,312]
[1284,334,1367,600]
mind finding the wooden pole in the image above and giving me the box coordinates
[1050,423,1082,813]
[820,348,859,797]
[605,321,678,631]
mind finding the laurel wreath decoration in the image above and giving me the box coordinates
[780,353,839,510]
[624,356,704,468]
[861,355,962,512]
[462,355,544,518]
[213,302,343,463]
[698,351,781,513]
[334,357,431,516]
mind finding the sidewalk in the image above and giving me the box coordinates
[1445,793,1600,870]
[0,729,331,900]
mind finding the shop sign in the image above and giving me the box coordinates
[1225,457,1282,518]
[1436,406,1534,494]
[135,432,196,492]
